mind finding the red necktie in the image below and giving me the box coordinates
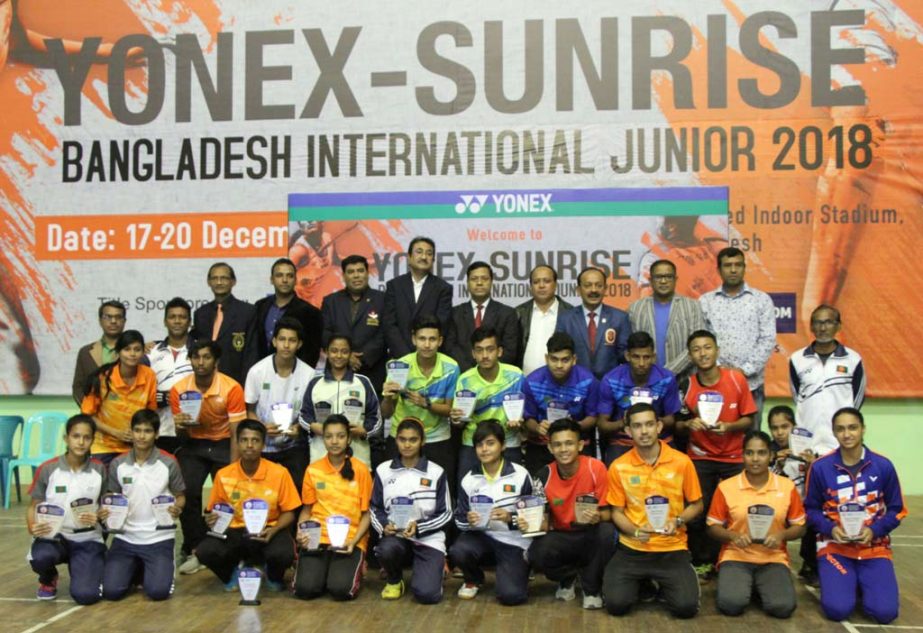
[475,304,483,328]
[211,303,224,340]
[588,311,597,353]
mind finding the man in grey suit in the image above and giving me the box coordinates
[444,262,520,372]
[515,265,574,376]
[627,259,705,386]
[382,236,453,359]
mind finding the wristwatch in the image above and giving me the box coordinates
[675,517,685,528]
[422,395,432,410]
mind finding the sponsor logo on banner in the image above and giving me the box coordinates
[454,193,554,215]
[770,293,797,334]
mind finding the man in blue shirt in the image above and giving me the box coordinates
[522,332,600,475]
[597,331,682,465]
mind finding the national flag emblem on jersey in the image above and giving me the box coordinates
[420,478,432,487]
[349,390,360,398]
[317,482,326,490]
[629,476,641,485]
[836,365,848,374]
[503,484,516,493]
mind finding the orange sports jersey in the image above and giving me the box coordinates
[169,372,246,441]
[301,456,372,551]
[607,441,702,553]
[707,472,806,567]
[81,364,157,454]
[207,458,301,530]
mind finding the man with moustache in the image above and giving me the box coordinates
[516,265,574,377]
[628,259,705,386]
[699,248,776,428]
[191,263,256,385]
[383,237,453,358]
[253,257,323,368]
[72,300,127,405]
[321,254,387,391]
[554,267,631,380]
[147,297,195,454]
[445,261,520,372]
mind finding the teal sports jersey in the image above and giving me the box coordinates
[455,363,525,447]
[390,352,459,443]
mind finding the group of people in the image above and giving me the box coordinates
[32,238,902,623]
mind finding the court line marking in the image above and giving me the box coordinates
[0,597,73,603]
[851,627,923,630]
[17,605,83,633]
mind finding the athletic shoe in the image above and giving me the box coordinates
[694,563,715,581]
[381,580,405,600]
[223,575,239,592]
[178,554,205,575]
[36,576,58,601]
[582,594,603,610]
[799,566,819,588]
[457,583,480,600]
[554,577,577,601]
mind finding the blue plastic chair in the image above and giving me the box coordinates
[4,412,68,509]
[0,416,24,507]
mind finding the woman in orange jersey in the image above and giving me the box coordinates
[80,330,157,465]
[294,414,372,600]
[706,430,806,618]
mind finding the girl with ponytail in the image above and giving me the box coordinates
[294,414,373,601]
[80,330,157,464]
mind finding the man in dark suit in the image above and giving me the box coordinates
[191,262,256,385]
[320,254,386,391]
[515,265,574,376]
[444,261,520,372]
[382,236,453,358]
[555,267,631,380]
[252,258,323,369]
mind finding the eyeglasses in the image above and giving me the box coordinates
[651,274,675,281]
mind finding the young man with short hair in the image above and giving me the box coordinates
[380,315,460,487]
[529,418,614,609]
[197,420,301,592]
[244,317,313,491]
[521,332,599,474]
[603,403,703,618]
[169,340,246,574]
[597,331,682,465]
[676,329,755,579]
[253,257,323,367]
[147,297,195,454]
[450,327,525,479]
[805,408,906,624]
[102,410,186,601]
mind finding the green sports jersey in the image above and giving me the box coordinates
[389,352,459,443]
[454,363,525,447]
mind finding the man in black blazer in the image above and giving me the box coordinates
[191,262,256,385]
[320,254,386,391]
[382,236,453,358]
[252,257,323,368]
[445,261,520,371]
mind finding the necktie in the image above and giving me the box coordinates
[212,303,224,340]
[475,304,483,328]
[588,311,597,353]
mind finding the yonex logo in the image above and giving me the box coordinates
[455,195,489,214]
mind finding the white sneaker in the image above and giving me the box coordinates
[178,554,205,575]
[582,594,603,610]
[555,578,577,601]
[457,583,480,600]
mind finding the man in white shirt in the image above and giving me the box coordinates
[516,265,574,376]
[147,297,194,454]
[244,317,314,491]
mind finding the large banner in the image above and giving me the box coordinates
[0,1,919,396]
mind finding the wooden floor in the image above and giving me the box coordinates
[0,498,920,633]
